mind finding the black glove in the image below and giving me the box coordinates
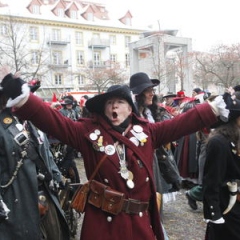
[1,73,26,99]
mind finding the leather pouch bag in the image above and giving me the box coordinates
[88,180,108,208]
[102,188,125,215]
[70,182,90,213]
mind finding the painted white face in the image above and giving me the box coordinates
[104,97,132,126]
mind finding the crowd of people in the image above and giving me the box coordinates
[0,67,240,240]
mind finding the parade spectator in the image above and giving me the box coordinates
[162,92,177,107]
[0,70,229,240]
[80,95,91,118]
[58,97,80,183]
[60,96,79,121]
[192,87,207,104]
[149,95,182,194]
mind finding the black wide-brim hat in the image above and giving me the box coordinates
[130,72,160,95]
[86,85,138,114]
[61,98,73,106]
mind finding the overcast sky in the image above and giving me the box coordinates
[100,0,240,52]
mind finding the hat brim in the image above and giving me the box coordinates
[163,94,177,98]
[131,79,160,95]
[86,85,138,114]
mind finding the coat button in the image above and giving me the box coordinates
[145,177,149,182]
[211,212,215,216]
[139,212,143,217]
[104,179,109,183]
[107,216,112,222]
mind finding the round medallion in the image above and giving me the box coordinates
[3,117,13,124]
[99,146,105,152]
[128,171,134,180]
[89,133,98,140]
[95,129,101,135]
[126,179,135,189]
[104,145,115,155]
[133,125,143,133]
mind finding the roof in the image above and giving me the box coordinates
[0,0,150,30]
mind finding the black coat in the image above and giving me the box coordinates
[203,134,240,240]
[0,109,69,240]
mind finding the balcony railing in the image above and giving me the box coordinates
[47,39,70,45]
[88,61,110,68]
[48,63,70,68]
[88,38,110,48]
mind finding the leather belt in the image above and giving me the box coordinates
[87,180,149,215]
[122,198,149,214]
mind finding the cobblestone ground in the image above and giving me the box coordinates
[74,158,206,240]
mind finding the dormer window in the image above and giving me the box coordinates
[87,12,94,21]
[70,10,77,19]
[32,5,40,14]
[57,8,64,17]
[125,17,131,26]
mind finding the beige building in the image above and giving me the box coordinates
[0,0,193,99]
[0,0,147,99]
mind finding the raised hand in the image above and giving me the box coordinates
[0,73,26,100]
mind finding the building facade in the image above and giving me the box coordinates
[0,0,193,100]
[0,0,147,99]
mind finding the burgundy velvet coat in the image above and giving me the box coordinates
[15,94,217,240]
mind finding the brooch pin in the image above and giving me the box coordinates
[130,125,148,146]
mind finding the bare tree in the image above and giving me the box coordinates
[79,61,128,94]
[0,16,49,80]
[192,44,240,90]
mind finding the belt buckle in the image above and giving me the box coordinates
[14,131,29,146]
[125,198,140,214]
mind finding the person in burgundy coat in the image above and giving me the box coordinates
[0,72,229,240]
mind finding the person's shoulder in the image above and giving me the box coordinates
[208,134,228,148]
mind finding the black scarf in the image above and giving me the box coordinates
[104,115,131,134]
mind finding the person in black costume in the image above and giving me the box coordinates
[0,78,70,240]
[203,90,240,240]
